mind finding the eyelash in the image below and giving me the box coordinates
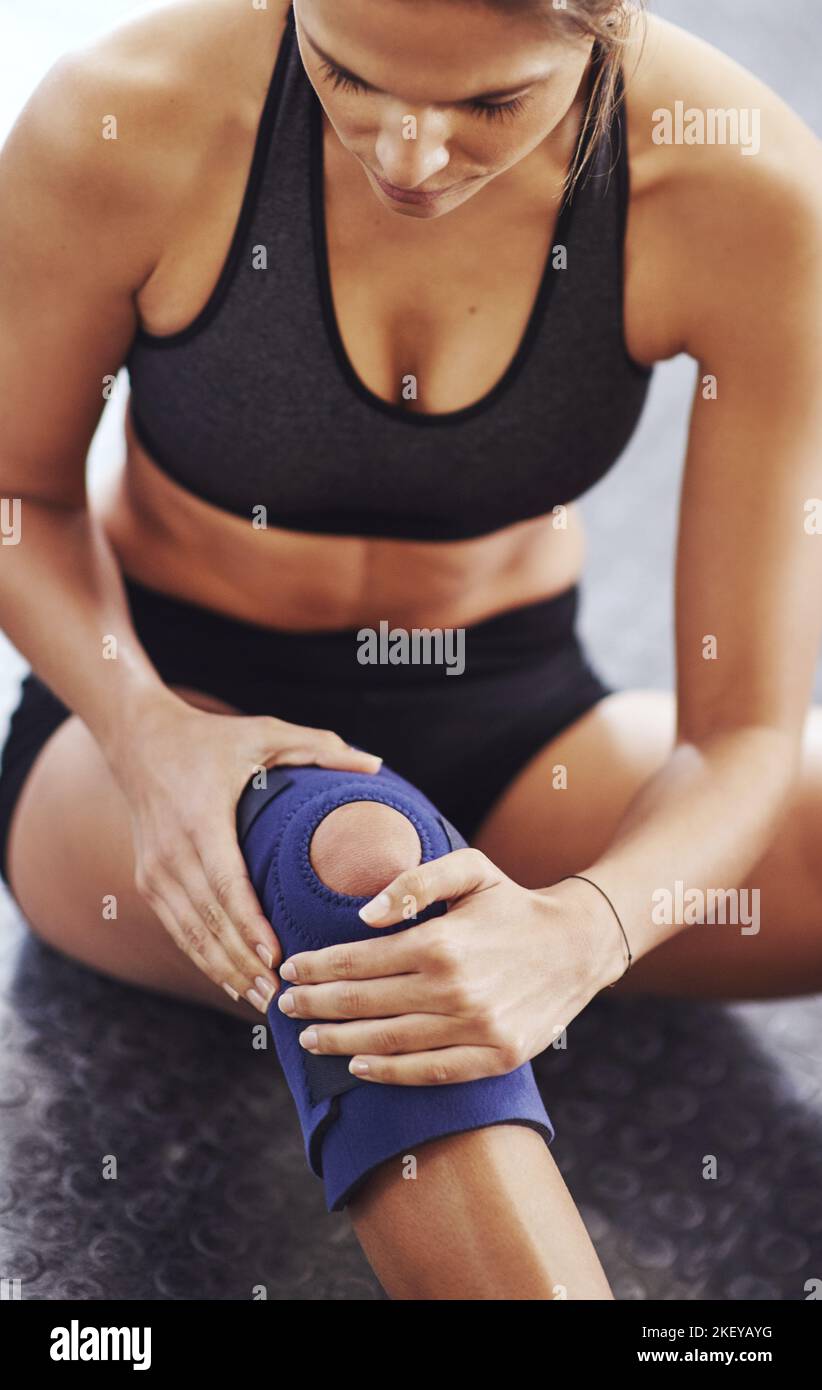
[318,61,530,122]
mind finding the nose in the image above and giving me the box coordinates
[374,107,451,190]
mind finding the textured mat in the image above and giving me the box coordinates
[1,921,820,1300]
[0,0,820,1301]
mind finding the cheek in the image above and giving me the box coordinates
[463,105,560,172]
[489,83,587,170]
[314,91,363,145]
[301,59,367,145]
[332,115,365,154]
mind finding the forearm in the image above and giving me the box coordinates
[0,498,181,759]
[556,725,801,982]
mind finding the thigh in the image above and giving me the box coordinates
[473,689,822,998]
[5,684,252,1021]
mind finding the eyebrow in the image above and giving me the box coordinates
[302,28,548,103]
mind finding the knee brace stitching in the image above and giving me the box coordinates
[237,765,462,1171]
[235,764,554,1212]
[237,767,455,1101]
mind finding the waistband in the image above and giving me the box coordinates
[123,574,582,686]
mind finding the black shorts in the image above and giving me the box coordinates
[0,575,614,893]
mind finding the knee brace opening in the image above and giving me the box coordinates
[308,800,422,899]
[234,764,555,1215]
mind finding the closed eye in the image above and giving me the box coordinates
[319,60,370,97]
[469,94,530,121]
[318,60,531,122]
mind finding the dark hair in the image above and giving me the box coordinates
[470,1,648,195]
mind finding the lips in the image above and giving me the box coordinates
[372,170,463,205]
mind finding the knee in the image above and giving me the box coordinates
[309,800,422,898]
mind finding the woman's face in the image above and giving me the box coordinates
[295,0,595,219]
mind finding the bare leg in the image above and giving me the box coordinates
[348,1126,612,1300]
[6,701,612,1299]
[311,802,612,1300]
[6,684,253,1020]
[475,688,822,999]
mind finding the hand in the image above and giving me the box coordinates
[276,849,625,1084]
[107,692,383,1014]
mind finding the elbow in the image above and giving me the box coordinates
[675,719,804,799]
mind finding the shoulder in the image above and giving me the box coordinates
[619,11,822,361]
[0,0,291,286]
[621,10,821,199]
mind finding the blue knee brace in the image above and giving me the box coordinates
[236,762,554,1212]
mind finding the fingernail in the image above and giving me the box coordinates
[278,991,296,1014]
[255,975,275,1004]
[246,988,267,1013]
[222,982,240,1002]
[359,892,391,924]
[280,959,297,981]
[300,1028,319,1050]
[349,1059,369,1074]
[256,943,274,970]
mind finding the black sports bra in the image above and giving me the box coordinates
[125,5,653,542]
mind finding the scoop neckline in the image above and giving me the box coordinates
[308,46,606,429]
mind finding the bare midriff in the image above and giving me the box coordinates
[91,393,587,633]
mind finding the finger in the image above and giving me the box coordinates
[298,1012,467,1057]
[273,731,383,776]
[141,871,260,1011]
[280,927,429,985]
[357,848,500,927]
[185,833,283,987]
[277,973,450,1021]
[152,833,272,990]
[346,1046,505,1087]
[173,856,276,1011]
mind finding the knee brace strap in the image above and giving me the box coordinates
[237,762,554,1212]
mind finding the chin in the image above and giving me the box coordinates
[380,197,456,221]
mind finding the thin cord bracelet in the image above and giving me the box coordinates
[559,873,633,985]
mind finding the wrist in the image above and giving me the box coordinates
[98,678,188,767]
[539,876,630,992]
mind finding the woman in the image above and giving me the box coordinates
[0,0,820,1299]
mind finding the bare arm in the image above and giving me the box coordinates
[0,45,182,759]
[570,114,822,980]
[0,36,380,1007]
